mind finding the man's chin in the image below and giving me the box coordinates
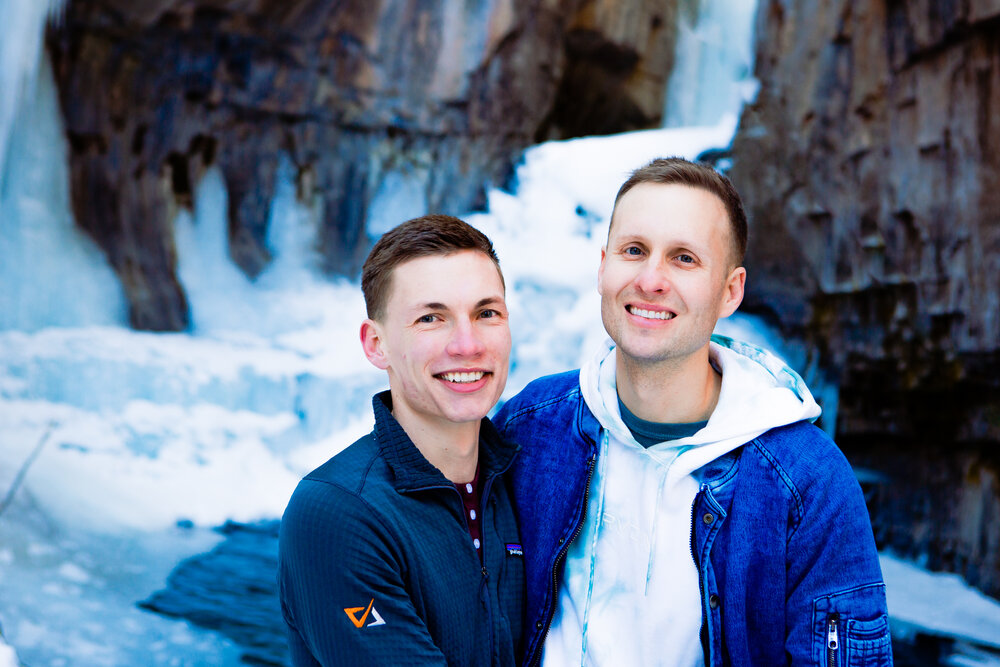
[439,396,498,425]
[615,341,680,366]
[442,410,491,425]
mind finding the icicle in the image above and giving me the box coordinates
[662,0,759,128]
[0,0,65,184]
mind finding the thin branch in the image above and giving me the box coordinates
[0,422,57,519]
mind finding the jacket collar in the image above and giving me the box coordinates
[700,449,740,489]
[576,387,602,448]
[372,391,520,492]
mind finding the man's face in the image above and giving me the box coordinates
[598,182,745,370]
[363,250,511,430]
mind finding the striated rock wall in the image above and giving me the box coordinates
[729,1,1000,594]
[48,0,678,330]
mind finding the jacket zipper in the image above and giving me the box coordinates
[827,613,840,667]
[690,485,710,663]
[443,479,496,663]
[689,484,706,565]
[527,452,597,667]
[481,474,496,666]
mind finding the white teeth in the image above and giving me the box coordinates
[440,371,486,383]
[628,306,674,320]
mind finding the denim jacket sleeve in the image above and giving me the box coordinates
[278,481,448,667]
[778,432,892,666]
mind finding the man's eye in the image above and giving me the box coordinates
[480,309,499,319]
[624,246,644,256]
[417,314,438,323]
[677,254,695,263]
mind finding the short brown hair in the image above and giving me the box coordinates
[611,157,748,266]
[361,214,503,320]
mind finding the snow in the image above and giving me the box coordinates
[0,511,246,666]
[882,553,1000,651]
[0,639,17,667]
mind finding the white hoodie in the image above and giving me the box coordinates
[541,335,821,667]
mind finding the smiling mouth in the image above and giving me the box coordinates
[436,371,488,384]
[627,305,675,321]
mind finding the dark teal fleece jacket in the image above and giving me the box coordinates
[278,392,525,666]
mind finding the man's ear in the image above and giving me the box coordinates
[360,319,390,370]
[719,266,746,318]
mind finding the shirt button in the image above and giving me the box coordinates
[470,509,477,520]
[474,538,481,549]
[702,512,715,525]
[536,621,544,630]
[466,483,473,494]
[709,594,720,609]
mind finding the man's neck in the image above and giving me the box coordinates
[615,347,722,424]
[390,402,481,484]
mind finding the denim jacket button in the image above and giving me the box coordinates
[702,512,715,525]
[709,594,720,609]
[536,621,544,629]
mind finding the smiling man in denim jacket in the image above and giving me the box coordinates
[495,158,891,666]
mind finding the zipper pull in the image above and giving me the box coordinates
[827,613,840,667]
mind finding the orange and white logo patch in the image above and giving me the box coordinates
[344,598,386,628]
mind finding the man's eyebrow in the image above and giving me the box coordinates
[611,233,647,243]
[417,302,448,311]
[414,296,504,311]
[475,296,504,309]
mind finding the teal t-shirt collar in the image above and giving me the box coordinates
[617,396,707,448]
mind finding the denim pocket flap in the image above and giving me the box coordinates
[846,614,888,639]
[845,614,892,666]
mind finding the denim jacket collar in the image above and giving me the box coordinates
[576,391,602,446]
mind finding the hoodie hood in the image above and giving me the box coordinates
[580,333,821,478]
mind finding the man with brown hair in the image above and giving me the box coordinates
[279,214,524,666]
[496,157,890,665]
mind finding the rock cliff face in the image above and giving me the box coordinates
[48,0,678,330]
[729,1,1000,595]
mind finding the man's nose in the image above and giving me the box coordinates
[633,259,670,294]
[447,320,486,356]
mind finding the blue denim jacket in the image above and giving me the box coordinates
[495,370,892,666]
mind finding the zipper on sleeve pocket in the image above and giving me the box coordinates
[826,613,840,667]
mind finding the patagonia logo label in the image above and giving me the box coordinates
[344,598,386,628]
[505,543,523,557]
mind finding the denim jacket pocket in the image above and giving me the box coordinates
[844,615,892,667]
[813,584,892,667]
